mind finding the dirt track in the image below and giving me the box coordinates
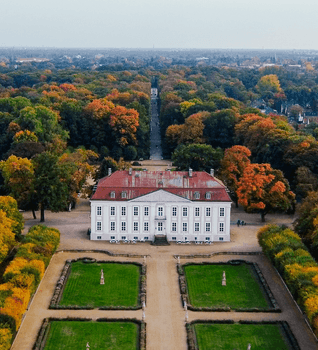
[11,199,318,350]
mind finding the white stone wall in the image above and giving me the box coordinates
[90,191,231,242]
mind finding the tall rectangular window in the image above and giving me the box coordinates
[134,222,139,231]
[158,222,163,231]
[183,207,188,217]
[96,222,102,231]
[144,206,149,216]
[206,223,211,232]
[110,207,115,216]
[144,222,149,231]
[195,207,200,217]
[206,207,211,216]
[134,206,139,216]
[121,207,126,216]
[195,223,200,232]
[121,222,126,231]
[219,222,224,232]
[172,222,177,232]
[110,222,115,231]
[172,207,177,216]
[158,206,163,216]
[219,208,225,217]
[183,222,188,232]
[96,206,102,216]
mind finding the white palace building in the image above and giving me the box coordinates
[90,169,232,243]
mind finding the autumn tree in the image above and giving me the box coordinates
[0,196,24,235]
[0,209,16,263]
[237,163,295,221]
[257,74,283,100]
[219,145,251,207]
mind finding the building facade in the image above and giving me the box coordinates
[90,170,232,242]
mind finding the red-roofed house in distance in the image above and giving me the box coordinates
[90,169,232,243]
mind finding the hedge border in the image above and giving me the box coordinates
[174,251,262,260]
[186,320,300,350]
[177,260,280,312]
[49,257,146,310]
[33,317,146,350]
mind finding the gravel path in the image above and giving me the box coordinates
[11,200,317,350]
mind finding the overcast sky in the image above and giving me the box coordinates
[1,0,317,50]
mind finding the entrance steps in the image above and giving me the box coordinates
[152,235,170,246]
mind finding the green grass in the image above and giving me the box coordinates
[59,261,140,308]
[43,321,138,350]
[184,264,269,309]
[194,323,290,350]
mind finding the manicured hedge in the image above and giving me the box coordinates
[0,225,60,350]
[258,225,318,336]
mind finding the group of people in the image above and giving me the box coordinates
[237,219,246,226]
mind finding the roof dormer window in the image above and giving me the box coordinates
[206,192,211,199]
[194,191,200,199]
[121,191,127,199]
[110,191,115,198]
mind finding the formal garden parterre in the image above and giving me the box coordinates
[178,260,280,312]
[33,318,146,350]
[50,258,146,310]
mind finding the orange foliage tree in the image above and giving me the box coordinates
[219,145,251,207]
[109,106,139,147]
[237,163,295,221]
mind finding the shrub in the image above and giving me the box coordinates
[23,225,60,253]
[0,327,13,350]
[0,196,23,235]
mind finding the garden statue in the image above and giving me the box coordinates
[142,310,145,321]
[247,344,251,350]
[100,269,105,285]
[86,342,90,350]
[142,301,146,310]
[185,310,188,322]
[222,271,226,286]
[178,256,180,264]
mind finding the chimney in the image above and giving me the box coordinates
[189,168,193,178]
[108,168,112,176]
[129,168,132,175]
[210,169,214,177]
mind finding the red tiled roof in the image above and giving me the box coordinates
[91,170,231,202]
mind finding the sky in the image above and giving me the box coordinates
[1,0,318,50]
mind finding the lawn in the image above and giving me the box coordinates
[184,263,270,309]
[194,323,290,350]
[43,321,139,350]
[59,261,140,308]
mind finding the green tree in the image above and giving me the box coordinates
[172,143,223,171]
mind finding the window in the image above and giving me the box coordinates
[195,237,198,241]
[206,192,211,199]
[194,192,200,199]
[134,236,138,240]
[206,223,211,232]
[144,206,149,216]
[121,222,126,231]
[110,191,115,198]
[219,208,225,217]
[110,207,115,216]
[183,207,188,217]
[206,207,211,216]
[195,223,200,232]
[96,206,101,216]
[195,207,200,217]
[134,206,139,216]
[219,222,224,232]
[121,207,126,216]
[172,222,177,232]
[205,237,210,241]
[158,206,163,216]
[111,236,115,240]
[110,222,115,231]
[97,236,101,239]
[144,237,149,240]
[158,222,163,231]
[183,223,188,232]
[219,237,224,241]
[172,207,177,216]
[134,222,139,231]
[144,222,149,231]
[121,191,127,199]
[97,222,102,231]
[121,236,127,240]
[172,237,176,241]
